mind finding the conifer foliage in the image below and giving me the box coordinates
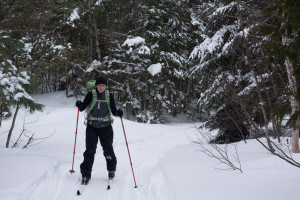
[262,0,300,152]
[188,0,295,147]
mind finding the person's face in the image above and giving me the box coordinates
[96,84,106,93]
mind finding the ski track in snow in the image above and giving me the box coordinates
[23,122,192,200]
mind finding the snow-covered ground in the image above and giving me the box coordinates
[0,92,299,200]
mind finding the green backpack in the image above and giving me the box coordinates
[85,80,113,123]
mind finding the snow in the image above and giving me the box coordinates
[17,77,30,84]
[67,8,80,27]
[122,37,145,47]
[95,0,104,6]
[137,45,150,55]
[0,91,300,200]
[86,60,102,72]
[147,63,162,76]
[161,52,185,66]
[14,92,34,101]
[1,77,10,86]
[162,141,300,200]
[69,8,80,22]
[53,45,65,50]
[213,2,237,16]
[24,43,33,53]
[190,25,237,62]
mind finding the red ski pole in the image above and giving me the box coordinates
[70,108,80,174]
[120,117,137,188]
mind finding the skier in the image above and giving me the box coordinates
[75,75,123,185]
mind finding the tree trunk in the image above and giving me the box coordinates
[0,95,3,128]
[6,104,21,148]
[88,0,94,63]
[65,61,69,97]
[252,70,275,152]
[285,55,300,153]
[132,0,139,33]
[89,0,101,61]
[93,17,101,61]
[283,35,300,153]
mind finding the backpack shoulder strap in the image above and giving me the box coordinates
[105,90,113,122]
[105,90,110,108]
[87,90,98,115]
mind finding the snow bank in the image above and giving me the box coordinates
[160,141,300,200]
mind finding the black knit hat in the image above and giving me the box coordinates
[95,75,108,86]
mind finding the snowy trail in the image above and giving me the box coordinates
[24,118,194,200]
[0,92,198,200]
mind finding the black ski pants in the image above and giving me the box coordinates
[80,125,117,178]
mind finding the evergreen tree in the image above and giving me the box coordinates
[263,0,300,152]
[189,0,288,147]
[0,35,43,147]
[101,0,199,122]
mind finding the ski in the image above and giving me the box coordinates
[77,183,88,196]
[77,178,113,194]
[107,178,112,190]
[107,171,115,190]
[107,176,117,190]
[107,181,111,190]
[77,179,112,194]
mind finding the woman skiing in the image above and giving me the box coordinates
[75,75,123,185]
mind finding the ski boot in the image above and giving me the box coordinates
[108,171,115,180]
[81,176,90,185]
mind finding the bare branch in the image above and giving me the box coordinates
[192,124,243,173]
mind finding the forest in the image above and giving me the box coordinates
[1,0,300,153]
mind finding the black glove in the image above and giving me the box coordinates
[75,100,83,108]
[116,109,123,117]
